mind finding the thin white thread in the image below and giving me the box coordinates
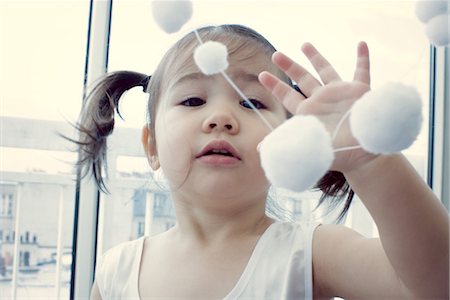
[331,108,352,141]
[333,145,362,153]
[398,44,428,81]
[194,29,203,44]
[330,100,363,153]
[193,29,274,132]
[220,71,274,131]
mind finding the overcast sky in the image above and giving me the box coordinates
[1,1,429,120]
[0,0,431,173]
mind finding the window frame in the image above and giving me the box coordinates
[71,1,450,299]
[70,0,112,299]
[428,46,450,210]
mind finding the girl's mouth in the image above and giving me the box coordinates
[196,140,242,166]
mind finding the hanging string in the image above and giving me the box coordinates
[331,107,352,141]
[330,105,364,153]
[194,29,202,44]
[333,145,362,153]
[194,29,366,152]
[194,29,274,131]
[397,44,428,81]
[219,71,275,131]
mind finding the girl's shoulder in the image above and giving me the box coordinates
[312,223,360,246]
[269,221,320,241]
[95,236,146,299]
[259,221,320,260]
[99,236,146,268]
[224,221,320,299]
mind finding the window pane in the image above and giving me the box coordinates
[0,1,89,298]
[98,0,430,257]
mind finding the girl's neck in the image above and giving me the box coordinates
[168,193,274,246]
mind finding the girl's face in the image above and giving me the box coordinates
[152,41,287,206]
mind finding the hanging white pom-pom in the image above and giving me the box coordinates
[425,14,450,46]
[259,115,334,193]
[415,0,448,23]
[349,82,422,154]
[194,41,229,75]
[151,0,193,33]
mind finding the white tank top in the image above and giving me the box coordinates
[95,221,319,299]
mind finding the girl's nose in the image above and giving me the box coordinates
[202,111,239,134]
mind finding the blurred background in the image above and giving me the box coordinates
[0,0,447,299]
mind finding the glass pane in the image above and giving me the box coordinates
[0,1,89,298]
[98,0,430,256]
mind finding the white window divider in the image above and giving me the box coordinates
[71,0,112,299]
[429,46,450,209]
[10,183,20,300]
[55,185,66,299]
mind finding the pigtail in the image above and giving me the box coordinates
[314,171,354,222]
[70,71,150,192]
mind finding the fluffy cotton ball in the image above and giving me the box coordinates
[194,41,229,75]
[349,82,422,154]
[425,14,450,46]
[415,0,448,23]
[151,1,193,33]
[259,115,334,193]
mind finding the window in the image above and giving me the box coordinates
[0,1,90,299]
[0,192,14,217]
[137,221,145,237]
[5,1,445,299]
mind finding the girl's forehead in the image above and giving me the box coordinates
[162,41,277,91]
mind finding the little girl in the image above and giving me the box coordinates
[77,24,449,299]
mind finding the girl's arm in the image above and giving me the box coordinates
[259,43,449,299]
[313,154,449,299]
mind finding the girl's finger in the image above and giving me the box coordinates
[259,71,306,114]
[353,41,371,85]
[301,42,342,84]
[272,51,322,97]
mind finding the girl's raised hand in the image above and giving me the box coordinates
[259,42,377,173]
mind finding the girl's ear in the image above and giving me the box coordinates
[141,125,160,170]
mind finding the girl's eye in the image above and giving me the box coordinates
[240,98,267,110]
[180,97,205,107]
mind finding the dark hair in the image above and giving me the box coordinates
[315,171,354,222]
[69,71,150,192]
[71,24,353,220]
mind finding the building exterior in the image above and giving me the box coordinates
[0,117,176,283]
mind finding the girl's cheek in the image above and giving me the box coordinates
[155,116,193,186]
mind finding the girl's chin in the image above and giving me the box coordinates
[195,181,244,196]
[165,169,269,198]
[195,179,269,199]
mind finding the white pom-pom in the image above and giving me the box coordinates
[415,1,448,23]
[349,82,422,154]
[425,14,450,46]
[194,41,229,75]
[151,1,193,33]
[259,115,334,193]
